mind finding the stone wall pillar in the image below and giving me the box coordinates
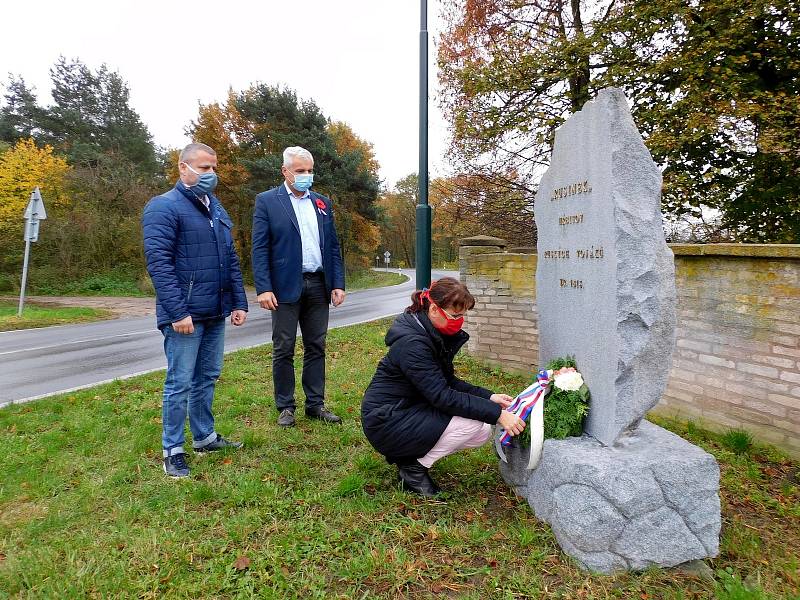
[459,236,539,373]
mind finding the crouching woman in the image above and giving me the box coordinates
[361,277,525,497]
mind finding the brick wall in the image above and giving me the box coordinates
[459,239,800,458]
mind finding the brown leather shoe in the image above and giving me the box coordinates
[305,406,342,424]
[277,408,295,427]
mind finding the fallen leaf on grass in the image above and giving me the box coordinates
[233,556,251,570]
[0,553,6,562]
[222,457,233,465]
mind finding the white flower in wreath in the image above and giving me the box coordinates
[554,371,584,391]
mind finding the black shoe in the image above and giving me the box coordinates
[306,406,342,424]
[277,408,296,427]
[163,453,190,478]
[398,461,441,497]
[194,435,243,454]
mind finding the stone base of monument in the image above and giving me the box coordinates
[498,420,721,574]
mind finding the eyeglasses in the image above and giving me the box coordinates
[439,306,465,320]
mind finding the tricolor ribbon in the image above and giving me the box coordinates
[495,369,551,470]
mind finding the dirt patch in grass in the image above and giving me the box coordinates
[0,500,48,528]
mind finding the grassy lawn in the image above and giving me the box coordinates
[0,301,112,332]
[347,269,408,291]
[0,319,797,598]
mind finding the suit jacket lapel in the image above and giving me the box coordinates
[312,193,325,251]
[277,184,300,234]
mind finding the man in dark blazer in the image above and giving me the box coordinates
[251,146,346,427]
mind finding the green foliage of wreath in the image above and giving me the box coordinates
[517,356,590,447]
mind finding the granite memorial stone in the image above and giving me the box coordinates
[534,87,677,446]
[497,88,721,573]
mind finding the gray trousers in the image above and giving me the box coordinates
[271,272,329,412]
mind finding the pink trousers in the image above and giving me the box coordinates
[418,416,493,468]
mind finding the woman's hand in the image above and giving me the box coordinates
[490,393,514,409]
[497,411,526,436]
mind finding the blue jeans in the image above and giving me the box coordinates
[161,317,225,457]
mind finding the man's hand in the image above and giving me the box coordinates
[257,291,278,310]
[231,310,247,326]
[172,315,194,334]
[490,393,514,409]
[497,411,526,436]
[331,289,345,307]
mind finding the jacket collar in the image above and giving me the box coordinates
[175,181,214,217]
[275,185,325,249]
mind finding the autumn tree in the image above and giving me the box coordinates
[378,174,419,267]
[0,139,69,286]
[605,0,800,242]
[188,85,382,271]
[432,173,536,254]
[439,0,800,242]
[188,92,253,266]
[0,59,165,290]
[326,121,381,267]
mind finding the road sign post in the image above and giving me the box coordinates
[18,187,47,317]
[384,250,391,273]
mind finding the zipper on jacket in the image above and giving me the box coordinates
[187,274,195,302]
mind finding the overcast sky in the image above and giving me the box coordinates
[0,0,450,189]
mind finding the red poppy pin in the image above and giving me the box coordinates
[315,198,327,216]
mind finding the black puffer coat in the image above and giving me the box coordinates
[361,311,501,463]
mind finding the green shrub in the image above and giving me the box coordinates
[30,267,150,296]
[722,428,754,455]
[0,272,16,292]
[714,567,770,600]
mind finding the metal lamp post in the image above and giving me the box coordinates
[416,0,432,289]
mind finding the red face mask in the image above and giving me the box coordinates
[421,290,464,335]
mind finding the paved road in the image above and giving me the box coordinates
[0,269,455,406]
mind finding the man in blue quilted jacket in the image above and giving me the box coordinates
[142,142,249,478]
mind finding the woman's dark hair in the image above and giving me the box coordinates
[407,277,476,314]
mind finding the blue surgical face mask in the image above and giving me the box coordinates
[291,172,314,192]
[183,162,218,196]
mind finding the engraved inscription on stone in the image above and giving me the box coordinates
[559,213,584,226]
[542,249,570,259]
[576,246,604,259]
[551,180,592,201]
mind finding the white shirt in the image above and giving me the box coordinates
[284,182,323,273]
